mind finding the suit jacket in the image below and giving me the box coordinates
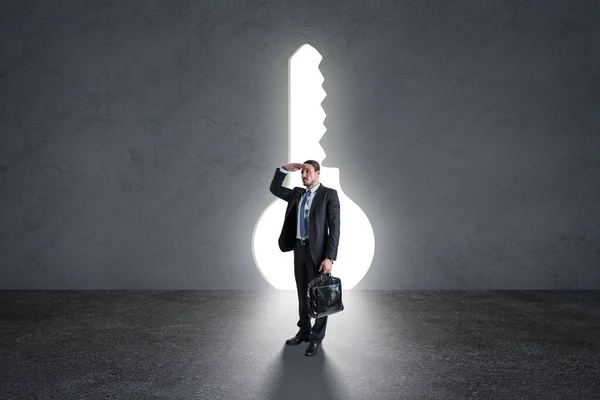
[269,168,340,264]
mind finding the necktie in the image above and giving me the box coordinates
[299,190,311,239]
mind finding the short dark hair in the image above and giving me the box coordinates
[303,160,320,172]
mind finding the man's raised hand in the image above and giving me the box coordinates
[283,163,305,172]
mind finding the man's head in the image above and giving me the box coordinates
[301,160,320,189]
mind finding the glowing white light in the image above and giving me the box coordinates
[252,44,375,290]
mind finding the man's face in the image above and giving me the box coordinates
[301,164,319,188]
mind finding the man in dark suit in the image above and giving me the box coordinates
[269,160,341,357]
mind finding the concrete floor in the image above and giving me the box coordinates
[1,290,599,400]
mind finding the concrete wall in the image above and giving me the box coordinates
[1,0,598,289]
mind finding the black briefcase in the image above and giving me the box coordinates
[307,273,344,319]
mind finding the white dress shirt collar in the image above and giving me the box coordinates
[305,183,320,194]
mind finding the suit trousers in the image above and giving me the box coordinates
[294,238,327,343]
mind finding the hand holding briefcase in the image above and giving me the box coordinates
[307,272,344,319]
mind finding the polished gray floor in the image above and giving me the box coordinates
[1,290,599,399]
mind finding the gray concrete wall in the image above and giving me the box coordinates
[1,0,598,289]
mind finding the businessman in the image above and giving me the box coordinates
[269,160,340,357]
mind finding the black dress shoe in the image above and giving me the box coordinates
[304,341,322,356]
[285,334,310,346]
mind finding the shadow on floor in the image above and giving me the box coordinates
[260,343,345,400]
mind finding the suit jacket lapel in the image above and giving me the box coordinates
[306,185,324,234]
[287,188,305,217]
[312,184,325,205]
